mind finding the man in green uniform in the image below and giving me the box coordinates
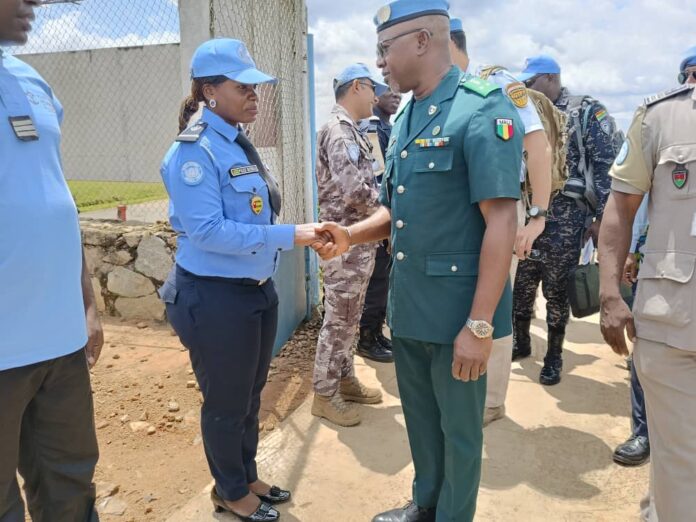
[317,2,523,520]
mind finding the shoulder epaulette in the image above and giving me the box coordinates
[460,76,501,97]
[176,121,208,143]
[644,84,691,107]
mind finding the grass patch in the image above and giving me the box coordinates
[67,180,168,212]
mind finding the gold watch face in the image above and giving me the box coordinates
[469,320,493,338]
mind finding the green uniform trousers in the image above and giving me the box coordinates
[393,337,486,522]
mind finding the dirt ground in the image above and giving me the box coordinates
[90,316,320,522]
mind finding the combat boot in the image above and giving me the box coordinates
[358,328,394,363]
[511,317,532,361]
[540,327,564,386]
[311,392,361,427]
[340,376,383,404]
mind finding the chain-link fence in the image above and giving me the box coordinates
[10,0,310,226]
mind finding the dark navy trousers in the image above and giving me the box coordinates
[631,361,648,438]
[164,266,278,502]
[359,241,391,331]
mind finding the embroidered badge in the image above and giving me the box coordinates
[506,82,528,108]
[673,164,689,190]
[346,142,360,163]
[600,119,612,135]
[181,161,204,186]
[229,165,260,177]
[495,118,514,141]
[615,141,629,166]
[251,195,264,214]
[595,108,607,121]
[9,116,39,141]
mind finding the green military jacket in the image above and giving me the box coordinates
[380,66,523,345]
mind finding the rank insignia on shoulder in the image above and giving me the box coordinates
[495,118,514,141]
[176,121,208,142]
[9,116,39,141]
[644,84,691,107]
[229,165,259,177]
[415,137,450,148]
[506,82,528,108]
[460,77,500,97]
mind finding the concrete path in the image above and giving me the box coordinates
[167,313,648,521]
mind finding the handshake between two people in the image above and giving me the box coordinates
[294,222,351,260]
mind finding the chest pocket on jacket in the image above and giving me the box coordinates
[413,148,454,173]
[657,144,696,199]
[222,172,268,219]
[634,251,696,327]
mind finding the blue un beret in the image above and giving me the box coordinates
[680,45,696,72]
[449,17,463,33]
[374,0,450,33]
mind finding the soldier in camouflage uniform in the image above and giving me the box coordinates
[513,55,621,385]
[312,64,388,427]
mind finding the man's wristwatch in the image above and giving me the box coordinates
[527,206,548,219]
[466,318,494,339]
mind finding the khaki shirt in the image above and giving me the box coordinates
[610,84,696,351]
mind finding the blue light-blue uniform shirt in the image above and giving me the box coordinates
[161,108,296,279]
[0,50,87,371]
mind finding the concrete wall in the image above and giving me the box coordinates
[20,44,182,182]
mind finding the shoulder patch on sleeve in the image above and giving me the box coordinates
[345,141,361,164]
[181,161,204,186]
[176,121,208,143]
[644,84,691,107]
[460,76,501,97]
[505,82,528,108]
[615,141,629,166]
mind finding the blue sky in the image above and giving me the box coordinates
[12,0,696,130]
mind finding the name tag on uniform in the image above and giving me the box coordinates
[229,165,259,177]
[9,116,39,141]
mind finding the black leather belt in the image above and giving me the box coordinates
[176,266,269,286]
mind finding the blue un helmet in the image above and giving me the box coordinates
[190,38,277,84]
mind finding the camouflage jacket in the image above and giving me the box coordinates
[316,104,381,225]
[555,87,619,218]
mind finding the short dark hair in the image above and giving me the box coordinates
[450,31,467,53]
[335,79,355,101]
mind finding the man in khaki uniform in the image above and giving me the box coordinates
[312,64,388,427]
[599,47,696,521]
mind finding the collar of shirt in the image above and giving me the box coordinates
[413,66,460,109]
[331,103,360,129]
[201,107,239,142]
[555,87,571,110]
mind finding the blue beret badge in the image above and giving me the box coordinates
[181,161,204,186]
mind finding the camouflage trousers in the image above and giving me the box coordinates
[513,196,585,330]
[314,244,376,396]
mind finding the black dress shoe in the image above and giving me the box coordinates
[372,501,436,522]
[210,489,279,521]
[613,435,650,466]
[257,485,291,505]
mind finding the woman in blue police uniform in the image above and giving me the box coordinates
[160,38,321,521]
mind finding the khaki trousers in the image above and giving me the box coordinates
[485,202,524,408]
[635,337,696,522]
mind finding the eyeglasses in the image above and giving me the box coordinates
[523,74,542,88]
[377,28,431,59]
[358,81,376,93]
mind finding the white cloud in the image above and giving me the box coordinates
[308,0,696,130]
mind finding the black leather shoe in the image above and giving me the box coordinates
[511,318,532,361]
[257,485,291,505]
[613,435,650,466]
[358,329,394,363]
[375,331,393,350]
[372,501,436,522]
[211,489,279,521]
